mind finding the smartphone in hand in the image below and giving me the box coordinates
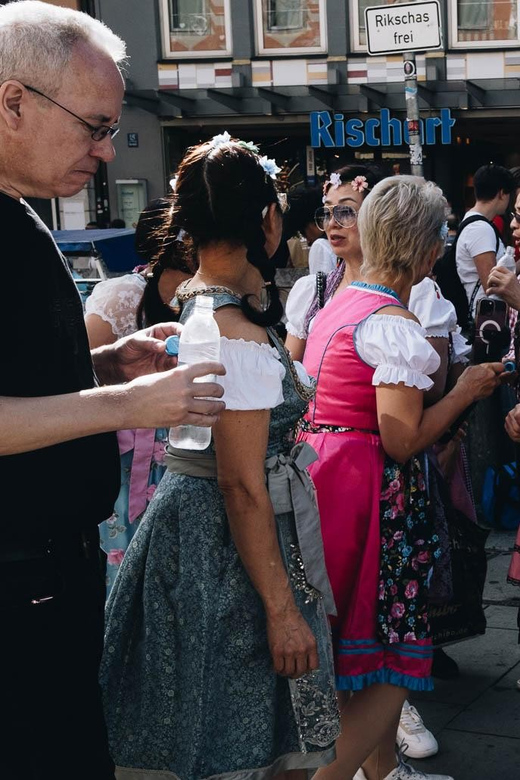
[472,298,510,364]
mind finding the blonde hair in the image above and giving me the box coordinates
[358,175,448,282]
[0,1,126,95]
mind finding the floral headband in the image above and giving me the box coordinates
[322,173,370,203]
[209,131,281,180]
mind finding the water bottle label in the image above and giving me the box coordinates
[178,342,220,364]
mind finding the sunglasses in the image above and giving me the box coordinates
[315,205,358,232]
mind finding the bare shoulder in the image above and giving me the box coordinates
[374,305,420,325]
[214,304,270,345]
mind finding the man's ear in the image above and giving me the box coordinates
[0,81,25,130]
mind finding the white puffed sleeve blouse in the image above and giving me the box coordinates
[285,274,317,340]
[85,273,146,339]
[218,338,286,410]
[218,338,312,410]
[409,277,470,364]
[354,315,441,391]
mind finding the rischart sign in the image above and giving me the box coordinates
[310,109,455,148]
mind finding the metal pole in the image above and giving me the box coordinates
[403,52,423,177]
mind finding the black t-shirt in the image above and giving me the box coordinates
[0,193,120,545]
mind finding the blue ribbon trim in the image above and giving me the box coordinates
[336,668,434,692]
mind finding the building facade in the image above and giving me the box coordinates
[27,0,520,225]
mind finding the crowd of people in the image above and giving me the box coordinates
[1,4,520,780]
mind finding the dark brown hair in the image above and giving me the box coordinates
[164,139,283,327]
[136,198,194,328]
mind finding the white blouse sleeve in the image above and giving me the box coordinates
[408,277,457,338]
[84,274,146,339]
[451,328,471,364]
[355,315,441,390]
[219,337,286,410]
[308,238,337,275]
[285,274,317,339]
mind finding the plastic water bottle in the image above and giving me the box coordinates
[489,246,516,300]
[168,295,221,451]
[497,245,516,273]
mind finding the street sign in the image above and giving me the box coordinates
[365,1,442,55]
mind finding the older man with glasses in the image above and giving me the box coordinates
[0,3,225,779]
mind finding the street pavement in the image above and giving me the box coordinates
[409,530,520,780]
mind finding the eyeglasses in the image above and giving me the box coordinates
[23,84,120,142]
[511,211,520,224]
[315,205,358,232]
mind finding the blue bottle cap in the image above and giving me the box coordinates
[164,335,180,356]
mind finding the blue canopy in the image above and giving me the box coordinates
[52,228,139,272]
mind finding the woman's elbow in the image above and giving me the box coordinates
[381,439,414,464]
[218,478,266,506]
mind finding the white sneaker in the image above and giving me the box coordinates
[397,701,438,759]
[385,761,454,780]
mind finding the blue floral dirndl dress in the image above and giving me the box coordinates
[100,290,340,780]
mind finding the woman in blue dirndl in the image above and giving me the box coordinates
[100,134,340,780]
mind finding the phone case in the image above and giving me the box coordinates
[472,297,510,363]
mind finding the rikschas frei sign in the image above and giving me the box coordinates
[365,1,442,55]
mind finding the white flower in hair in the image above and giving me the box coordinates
[259,155,281,179]
[322,172,341,202]
[211,131,232,147]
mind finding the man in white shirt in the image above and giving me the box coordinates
[456,164,515,317]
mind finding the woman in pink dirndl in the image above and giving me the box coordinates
[299,176,505,780]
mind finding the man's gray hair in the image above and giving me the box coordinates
[0,0,126,95]
[359,175,448,283]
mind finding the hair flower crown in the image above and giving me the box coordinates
[351,175,369,193]
[237,139,260,153]
[210,131,231,147]
[259,155,281,180]
[322,172,370,203]
[208,132,280,179]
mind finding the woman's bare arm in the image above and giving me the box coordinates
[376,363,504,463]
[85,313,118,349]
[212,307,318,678]
[285,333,307,363]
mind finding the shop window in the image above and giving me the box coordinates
[255,0,326,54]
[267,0,304,31]
[159,0,232,58]
[450,0,519,46]
[170,0,207,34]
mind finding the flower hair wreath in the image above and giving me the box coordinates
[209,131,281,180]
[322,173,370,203]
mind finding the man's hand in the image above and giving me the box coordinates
[506,404,520,442]
[486,266,520,310]
[125,361,226,429]
[92,322,183,385]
